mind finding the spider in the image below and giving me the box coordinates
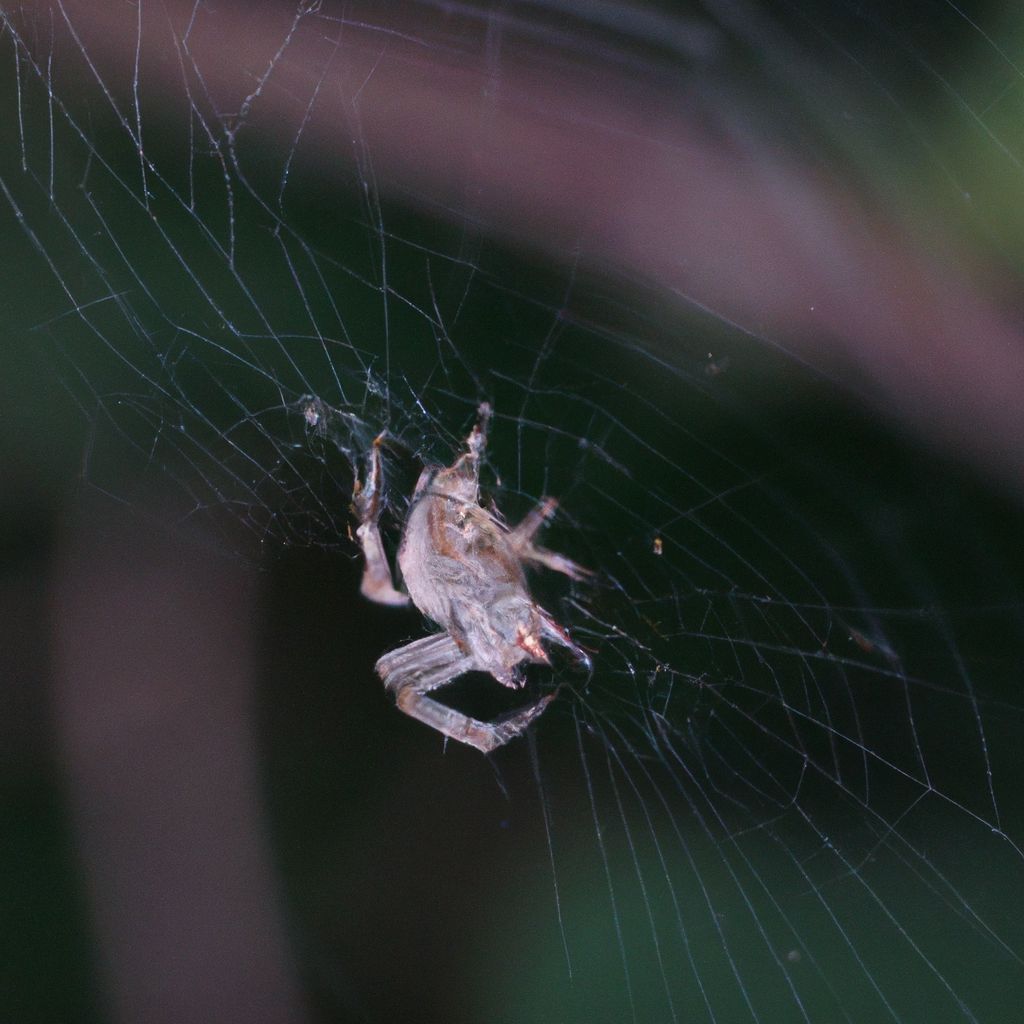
[353,403,591,753]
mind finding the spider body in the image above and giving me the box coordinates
[354,404,590,752]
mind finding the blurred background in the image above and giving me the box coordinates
[2,2,1024,1022]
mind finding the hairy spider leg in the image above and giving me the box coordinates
[353,436,410,607]
[508,496,558,544]
[508,497,594,582]
[537,608,594,674]
[439,402,492,501]
[377,633,556,754]
[468,401,492,459]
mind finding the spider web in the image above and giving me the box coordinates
[2,2,1023,1022]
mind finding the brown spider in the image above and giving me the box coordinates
[353,403,590,753]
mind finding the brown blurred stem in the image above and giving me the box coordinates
[51,496,308,1024]
[11,0,1024,495]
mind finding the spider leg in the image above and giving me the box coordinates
[523,546,593,582]
[508,497,593,582]
[508,496,557,545]
[353,436,410,607]
[376,633,555,754]
[537,608,593,674]
[467,401,492,459]
[443,402,493,498]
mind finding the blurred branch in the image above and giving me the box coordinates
[52,496,309,1024]
[11,0,1022,495]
